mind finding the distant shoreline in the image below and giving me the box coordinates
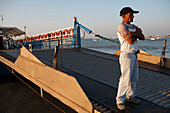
[146,35,170,38]
[85,36,170,39]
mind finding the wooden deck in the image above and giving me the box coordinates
[0,48,170,112]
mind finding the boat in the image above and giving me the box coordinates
[93,39,97,42]
[150,37,156,40]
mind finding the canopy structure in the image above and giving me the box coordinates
[0,26,25,37]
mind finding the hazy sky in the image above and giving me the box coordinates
[0,0,170,38]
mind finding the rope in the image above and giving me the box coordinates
[76,23,119,44]
[91,32,120,44]
[2,63,66,113]
[80,28,85,39]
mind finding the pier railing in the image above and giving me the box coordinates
[1,17,119,50]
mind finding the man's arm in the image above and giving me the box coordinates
[136,27,145,40]
[124,27,145,44]
[124,31,137,44]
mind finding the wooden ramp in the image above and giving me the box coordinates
[0,46,93,113]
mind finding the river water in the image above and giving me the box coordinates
[81,38,170,58]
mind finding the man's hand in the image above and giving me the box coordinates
[136,27,145,40]
[136,27,142,33]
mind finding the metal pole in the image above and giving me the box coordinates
[77,25,81,48]
[24,26,26,38]
[1,15,3,25]
[48,34,51,49]
[24,26,27,46]
[0,15,3,25]
[72,17,77,48]
[61,31,63,48]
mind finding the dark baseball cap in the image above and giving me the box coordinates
[120,7,139,16]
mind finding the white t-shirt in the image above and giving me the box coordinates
[117,22,138,53]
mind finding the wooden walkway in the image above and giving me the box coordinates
[0,48,170,112]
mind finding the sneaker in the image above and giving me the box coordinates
[125,97,140,104]
[116,103,126,110]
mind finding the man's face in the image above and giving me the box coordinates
[123,13,134,23]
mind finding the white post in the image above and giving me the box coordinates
[29,44,32,52]
[40,88,43,97]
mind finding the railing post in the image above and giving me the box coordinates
[160,39,167,67]
[61,31,63,47]
[53,40,60,69]
[48,34,51,49]
[53,45,59,69]
[40,87,43,97]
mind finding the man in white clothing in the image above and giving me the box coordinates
[116,7,145,110]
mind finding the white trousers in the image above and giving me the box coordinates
[116,53,139,104]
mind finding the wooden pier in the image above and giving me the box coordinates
[0,47,170,113]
